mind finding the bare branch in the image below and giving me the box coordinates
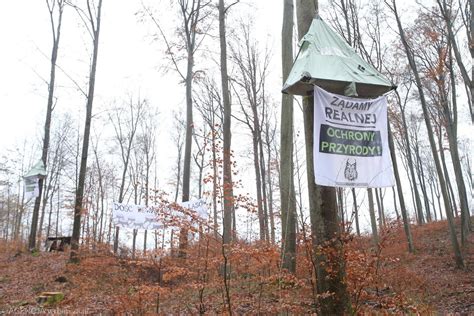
[142,3,186,81]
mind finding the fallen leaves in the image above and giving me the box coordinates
[0,218,472,314]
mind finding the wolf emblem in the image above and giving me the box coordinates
[344,158,358,181]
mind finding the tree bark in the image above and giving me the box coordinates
[368,188,379,248]
[29,0,64,251]
[258,136,270,241]
[388,125,414,252]
[179,0,205,256]
[396,91,424,225]
[178,48,193,256]
[387,0,464,268]
[219,0,234,245]
[436,0,474,123]
[281,0,297,273]
[412,135,432,222]
[392,187,400,220]
[266,138,276,244]
[211,130,219,238]
[71,0,103,263]
[252,130,266,241]
[437,122,458,217]
[351,188,360,236]
[375,187,383,229]
[144,229,147,255]
[296,1,351,313]
[445,41,471,244]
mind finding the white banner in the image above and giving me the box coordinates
[112,203,163,230]
[112,199,208,230]
[313,86,394,188]
[24,176,39,200]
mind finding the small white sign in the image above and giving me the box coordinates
[24,177,39,200]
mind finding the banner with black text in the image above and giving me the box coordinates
[112,199,208,230]
[313,86,394,187]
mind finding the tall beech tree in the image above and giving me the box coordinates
[231,20,271,242]
[177,0,209,256]
[280,0,297,272]
[412,7,471,243]
[70,0,103,262]
[219,0,236,245]
[386,0,464,268]
[144,0,211,256]
[436,0,474,123]
[109,97,146,204]
[388,123,414,252]
[28,0,65,251]
[395,87,424,225]
[295,0,351,313]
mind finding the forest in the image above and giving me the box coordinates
[0,0,473,314]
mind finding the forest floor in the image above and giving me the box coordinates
[0,219,473,314]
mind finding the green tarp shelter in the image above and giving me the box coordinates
[282,16,395,97]
[24,160,47,179]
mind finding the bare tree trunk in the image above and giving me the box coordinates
[446,41,471,244]
[337,188,343,228]
[219,0,234,245]
[388,125,414,252]
[71,0,103,263]
[231,19,272,242]
[192,130,205,200]
[280,0,297,273]
[433,174,443,220]
[178,55,193,257]
[396,91,424,225]
[413,138,432,222]
[446,172,459,218]
[55,183,60,236]
[179,0,206,257]
[387,0,464,268]
[211,131,219,238]
[252,132,266,241]
[132,228,137,259]
[392,187,400,220]
[113,226,119,253]
[174,131,183,203]
[351,188,360,236]
[15,204,25,241]
[436,0,474,123]
[46,191,54,242]
[437,123,458,217]
[429,179,438,221]
[379,189,386,225]
[297,2,350,313]
[181,34,194,206]
[258,134,270,242]
[29,0,64,251]
[375,187,383,230]
[407,167,417,223]
[93,146,105,242]
[265,130,276,244]
[4,188,10,241]
[38,190,48,244]
[368,188,379,248]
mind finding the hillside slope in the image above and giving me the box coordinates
[0,219,472,314]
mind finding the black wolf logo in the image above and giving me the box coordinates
[344,158,358,181]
